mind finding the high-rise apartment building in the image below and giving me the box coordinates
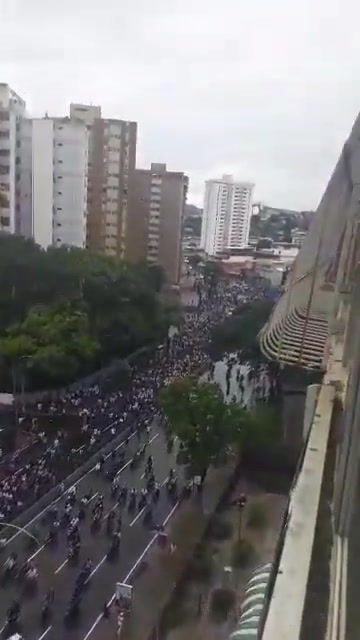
[200,175,254,255]
[0,83,26,234]
[128,163,188,284]
[18,117,88,249]
[70,103,137,258]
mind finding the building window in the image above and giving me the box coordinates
[1,216,10,226]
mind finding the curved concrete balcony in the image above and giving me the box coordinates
[260,112,360,370]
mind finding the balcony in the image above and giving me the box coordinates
[252,111,360,640]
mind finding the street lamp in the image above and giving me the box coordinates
[232,493,247,542]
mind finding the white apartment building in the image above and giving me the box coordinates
[0,83,26,234]
[18,117,88,249]
[200,175,254,255]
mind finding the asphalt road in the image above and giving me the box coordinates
[0,423,182,640]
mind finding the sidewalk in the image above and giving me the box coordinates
[93,461,237,640]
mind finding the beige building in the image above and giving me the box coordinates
[70,103,137,258]
[127,163,188,284]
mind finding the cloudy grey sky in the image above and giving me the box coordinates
[2,0,360,208]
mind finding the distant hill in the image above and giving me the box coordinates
[185,204,203,218]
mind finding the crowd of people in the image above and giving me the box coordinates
[2,424,187,631]
[0,278,269,528]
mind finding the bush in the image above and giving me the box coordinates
[209,515,233,541]
[162,603,187,631]
[231,539,254,569]
[188,548,213,583]
[210,587,236,622]
[247,503,268,530]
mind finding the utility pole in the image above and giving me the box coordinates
[235,493,247,542]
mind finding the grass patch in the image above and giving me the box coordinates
[231,539,254,569]
[210,587,236,622]
[209,514,233,541]
[247,503,268,530]
[188,547,213,583]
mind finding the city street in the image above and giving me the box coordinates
[0,424,182,640]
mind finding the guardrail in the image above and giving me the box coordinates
[13,344,157,405]
[2,420,136,536]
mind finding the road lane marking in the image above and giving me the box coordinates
[28,543,45,561]
[82,613,103,640]
[54,557,68,575]
[81,498,181,640]
[129,472,177,527]
[102,500,120,522]
[88,491,99,504]
[122,533,158,584]
[115,458,132,477]
[35,625,52,640]
[125,500,180,582]
[85,554,107,583]
[3,429,139,546]
[129,505,146,527]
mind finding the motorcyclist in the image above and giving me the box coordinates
[7,599,21,623]
[4,552,17,571]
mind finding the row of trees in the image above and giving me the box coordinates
[0,234,176,391]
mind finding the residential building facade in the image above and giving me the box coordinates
[20,117,88,249]
[70,103,137,258]
[0,83,26,234]
[200,175,254,256]
[127,163,188,284]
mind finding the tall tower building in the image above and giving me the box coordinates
[0,83,26,234]
[128,163,188,284]
[18,117,88,249]
[200,175,254,255]
[70,103,137,258]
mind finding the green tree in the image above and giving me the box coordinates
[210,299,274,363]
[0,304,98,389]
[159,377,251,480]
[0,235,171,390]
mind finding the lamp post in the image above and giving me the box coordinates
[233,493,247,542]
[19,355,32,412]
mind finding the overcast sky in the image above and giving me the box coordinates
[2,0,360,209]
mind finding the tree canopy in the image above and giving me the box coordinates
[159,377,252,478]
[0,234,172,391]
[209,299,274,362]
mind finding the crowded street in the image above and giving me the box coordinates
[0,279,272,640]
[0,422,183,640]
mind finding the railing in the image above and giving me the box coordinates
[261,383,334,639]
